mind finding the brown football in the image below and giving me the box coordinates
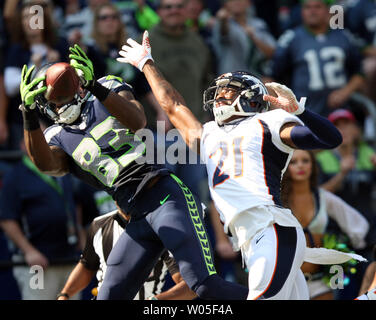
[44,62,80,104]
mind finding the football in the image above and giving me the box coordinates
[44,62,80,104]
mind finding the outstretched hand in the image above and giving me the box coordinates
[69,44,94,88]
[20,64,47,110]
[117,31,154,72]
[263,82,306,115]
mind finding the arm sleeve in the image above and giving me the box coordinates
[79,222,100,271]
[323,189,369,250]
[291,109,343,149]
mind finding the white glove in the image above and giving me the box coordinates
[263,82,306,115]
[117,31,154,72]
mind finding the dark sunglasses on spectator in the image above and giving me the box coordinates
[160,4,185,10]
[98,14,119,21]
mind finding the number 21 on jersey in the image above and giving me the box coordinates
[209,137,244,188]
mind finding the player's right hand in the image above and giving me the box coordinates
[20,64,47,110]
[117,31,154,72]
[263,82,306,115]
[69,44,95,88]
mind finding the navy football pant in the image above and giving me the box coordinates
[97,174,248,300]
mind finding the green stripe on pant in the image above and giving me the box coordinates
[170,173,217,276]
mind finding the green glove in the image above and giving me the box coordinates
[69,44,94,88]
[69,44,110,101]
[20,64,47,110]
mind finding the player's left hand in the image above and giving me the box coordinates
[117,31,154,72]
[263,82,306,115]
[69,44,94,88]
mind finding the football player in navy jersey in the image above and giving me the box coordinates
[17,45,249,300]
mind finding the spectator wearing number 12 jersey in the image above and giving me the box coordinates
[271,0,364,116]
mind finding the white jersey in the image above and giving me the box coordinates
[200,109,303,234]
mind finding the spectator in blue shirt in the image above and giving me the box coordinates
[271,0,365,116]
[0,122,81,300]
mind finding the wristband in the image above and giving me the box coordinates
[57,292,70,299]
[21,105,40,131]
[88,81,111,102]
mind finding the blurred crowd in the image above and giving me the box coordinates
[0,0,376,300]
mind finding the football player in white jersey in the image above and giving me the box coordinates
[117,31,367,300]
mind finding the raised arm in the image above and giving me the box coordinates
[142,62,203,152]
[263,82,342,150]
[20,65,70,176]
[117,31,203,153]
[101,89,146,132]
[69,45,146,132]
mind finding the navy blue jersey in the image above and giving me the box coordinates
[0,160,78,260]
[272,26,363,115]
[44,76,169,202]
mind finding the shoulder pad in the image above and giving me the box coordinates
[44,124,62,144]
[98,75,133,91]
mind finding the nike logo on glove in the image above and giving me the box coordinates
[160,194,170,205]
